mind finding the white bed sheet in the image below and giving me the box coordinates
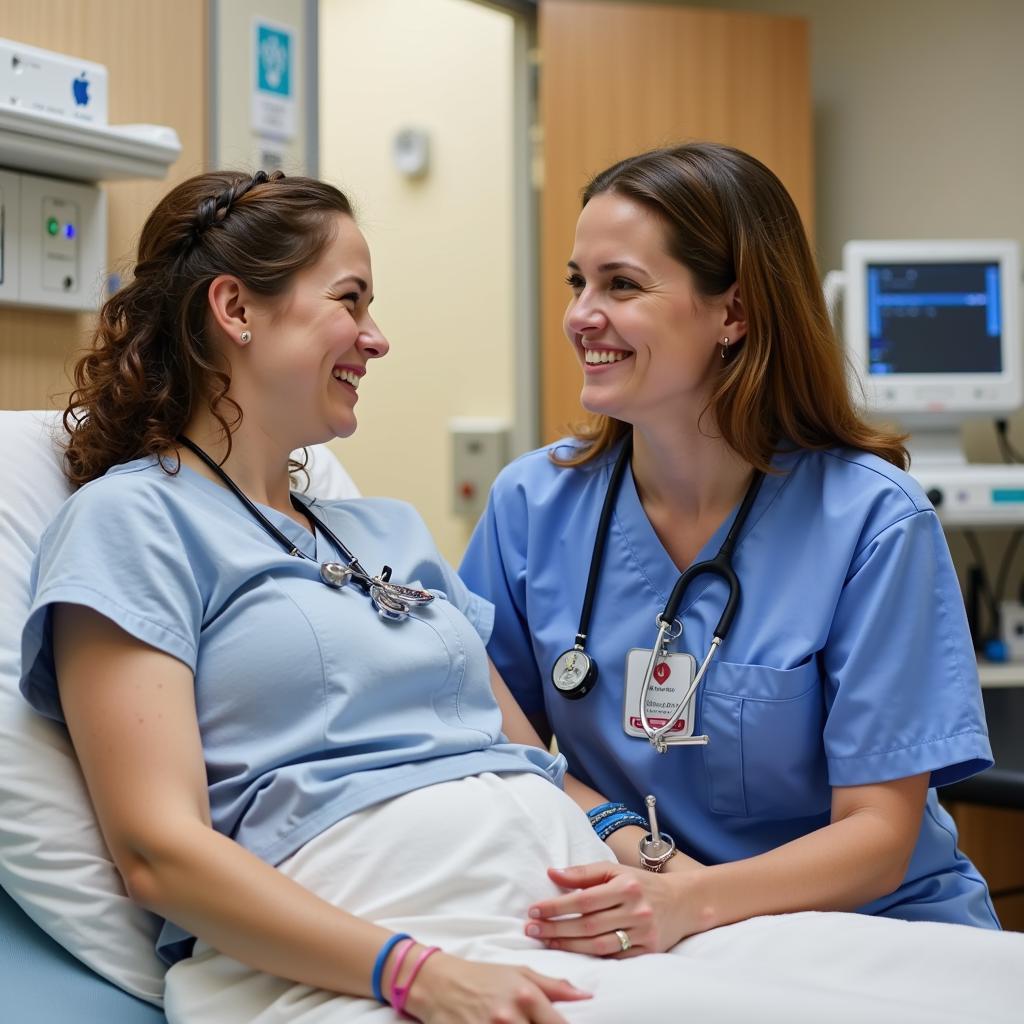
[165,772,1024,1023]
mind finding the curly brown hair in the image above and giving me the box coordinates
[63,170,354,487]
[554,143,908,473]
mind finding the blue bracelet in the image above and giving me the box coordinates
[371,932,412,1004]
[588,806,627,827]
[596,812,647,841]
[587,801,626,821]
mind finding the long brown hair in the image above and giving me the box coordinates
[555,143,907,472]
[63,170,354,487]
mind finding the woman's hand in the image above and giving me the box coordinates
[526,861,705,956]
[404,953,591,1023]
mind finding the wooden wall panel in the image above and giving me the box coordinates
[539,0,812,441]
[945,800,1024,917]
[0,0,207,410]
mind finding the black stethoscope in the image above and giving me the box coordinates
[550,436,764,752]
[177,435,435,622]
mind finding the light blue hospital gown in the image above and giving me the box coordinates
[19,457,564,963]
[460,439,999,929]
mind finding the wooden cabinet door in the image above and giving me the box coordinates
[539,0,813,441]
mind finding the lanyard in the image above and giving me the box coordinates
[176,436,434,621]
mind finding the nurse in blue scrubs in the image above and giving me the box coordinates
[460,142,999,956]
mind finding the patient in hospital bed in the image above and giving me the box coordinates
[16,170,1024,1023]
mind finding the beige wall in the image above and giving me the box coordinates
[319,0,516,564]
[214,0,311,173]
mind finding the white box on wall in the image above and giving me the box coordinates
[0,169,21,304]
[0,38,108,125]
[18,174,105,312]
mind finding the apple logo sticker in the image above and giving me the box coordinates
[72,73,90,107]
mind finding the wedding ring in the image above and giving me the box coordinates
[614,928,632,953]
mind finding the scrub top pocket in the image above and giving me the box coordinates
[701,659,830,819]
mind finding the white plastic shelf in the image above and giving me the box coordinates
[0,105,180,182]
[978,661,1024,688]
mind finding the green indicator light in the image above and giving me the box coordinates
[46,217,60,236]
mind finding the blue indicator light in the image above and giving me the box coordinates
[64,224,76,240]
[992,489,1024,503]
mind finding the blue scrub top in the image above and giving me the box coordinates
[460,439,999,929]
[21,457,565,962]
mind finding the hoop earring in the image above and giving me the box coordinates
[720,337,729,359]
[240,330,252,344]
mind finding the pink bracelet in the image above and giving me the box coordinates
[390,944,441,1016]
[386,938,415,999]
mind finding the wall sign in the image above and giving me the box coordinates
[251,19,296,141]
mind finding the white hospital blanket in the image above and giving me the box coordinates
[164,772,1024,1023]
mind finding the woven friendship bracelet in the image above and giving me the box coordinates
[596,811,647,841]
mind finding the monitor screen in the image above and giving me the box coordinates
[867,261,1002,375]
[840,240,1020,424]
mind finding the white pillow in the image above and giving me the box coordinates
[0,411,358,1004]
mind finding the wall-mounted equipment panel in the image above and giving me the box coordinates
[0,172,105,312]
[0,38,179,313]
[450,417,511,520]
[0,169,21,305]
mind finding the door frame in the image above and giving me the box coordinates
[472,0,540,457]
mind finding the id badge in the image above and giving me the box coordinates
[623,648,697,739]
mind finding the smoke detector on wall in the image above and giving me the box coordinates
[392,127,430,179]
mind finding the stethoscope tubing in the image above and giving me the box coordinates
[555,432,765,752]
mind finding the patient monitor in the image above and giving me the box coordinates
[826,239,1024,524]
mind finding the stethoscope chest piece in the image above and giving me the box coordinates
[320,562,353,589]
[370,584,410,622]
[551,647,598,700]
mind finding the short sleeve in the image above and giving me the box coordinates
[460,478,545,715]
[431,551,495,647]
[822,509,992,789]
[19,476,204,722]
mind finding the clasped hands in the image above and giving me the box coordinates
[524,857,705,957]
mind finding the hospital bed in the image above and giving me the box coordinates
[3,410,1024,1023]
[0,409,359,1023]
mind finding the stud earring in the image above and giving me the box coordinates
[240,330,252,344]
[721,337,730,359]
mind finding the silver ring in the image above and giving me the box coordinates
[614,928,632,953]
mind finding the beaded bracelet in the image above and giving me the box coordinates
[587,801,626,821]
[391,945,441,1017]
[371,932,412,1004]
[596,811,647,841]
[588,804,629,827]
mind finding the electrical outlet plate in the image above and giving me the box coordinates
[18,173,105,311]
[450,417,510,519]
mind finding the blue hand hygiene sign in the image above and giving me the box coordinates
[252,19,296,141]
[257,24,291,97]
